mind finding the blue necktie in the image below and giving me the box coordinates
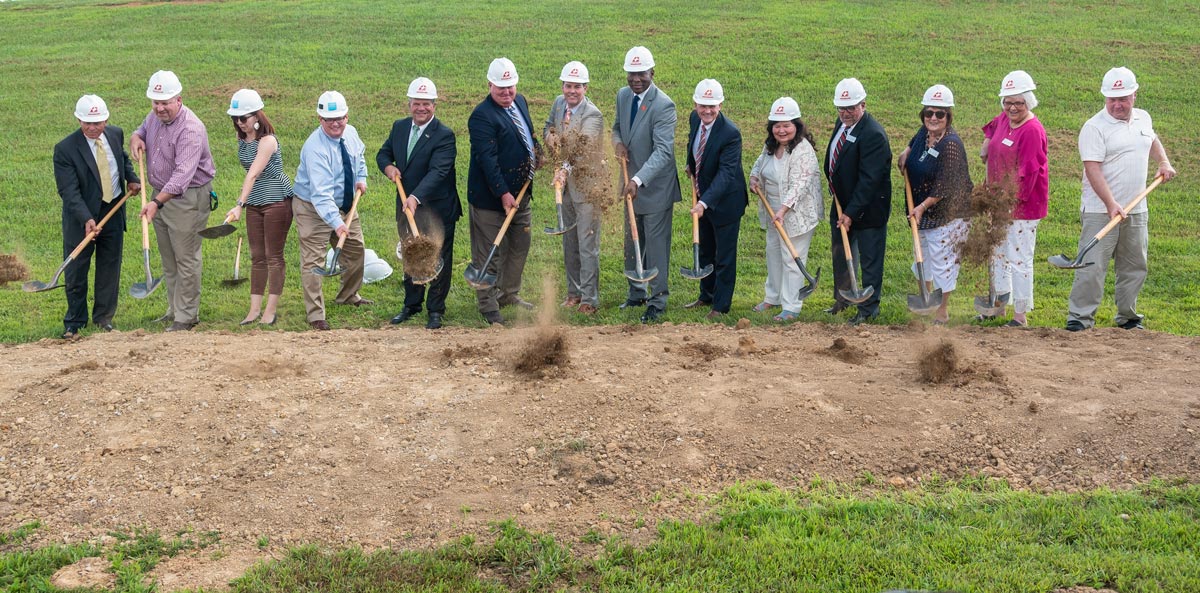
[629,94,640,127]
[339,138,354,212]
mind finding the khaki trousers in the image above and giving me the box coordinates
[152,182,211,323]
[1067,211,1148,327]
[469,203,531,314]
[292,198,365,322]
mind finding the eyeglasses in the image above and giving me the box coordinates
[1002,100,1027,109]
[231,114,255,123]
[836,104,861,113]
[321,116,346,124]
[922,110,948,120]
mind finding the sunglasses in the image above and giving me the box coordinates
[922,110,948,120]
[231,114,255,123]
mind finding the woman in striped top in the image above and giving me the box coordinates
[225,89,295,326]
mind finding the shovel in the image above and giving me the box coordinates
[752,187,818,300]
[831,191,873,304]
[618,156,657,287]
[680,180,713,281]
[543,179,576,236]
[311,188,363,277]
[130,154,163,299]
[198,211,238,239]
[903,172,943,315]
[392,175,443,284]
[463,178,532,290]
[973,269,1010,317]
[1048,175,1163,269]
[221,235,249,287]
[24,192,130,292]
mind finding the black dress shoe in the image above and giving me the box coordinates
[391,307,420,324]
[99,322,114,332]
[849,312,878,326]
[1119,318,1145,330]
[683,299,712,310]
[619,298,647,310]
[426,312,443,330]
[1065,320,1087,332]
[640,305,663,324]
[824,303,848,315]
[482,310,505,325]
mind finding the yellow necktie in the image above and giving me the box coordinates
[94,138,115,203]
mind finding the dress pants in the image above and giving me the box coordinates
[624,206,672,309]
[561,196,601,306]
[1067,211,1148,327]
[830,223,886,317]
[152,183,211,324]
[764,227,814,313]
[63,207,124,329]
[469,202,531,314]
[399,216,456,314]
[696,213,741,313]
[292,197,365,323]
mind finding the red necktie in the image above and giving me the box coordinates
[696,124,709,171]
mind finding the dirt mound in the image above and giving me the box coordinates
[513,328,569,376]
[226,357,306,380]
[50,557,114,590]
[400,235,440,280]
[0,253,30,284]
[959,182,1017,266]
[443,343,490,360]
[918,340,959,383]
[821,337,870,364]
[678,340,726,361]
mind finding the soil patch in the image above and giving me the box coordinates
[50,556,114,590]
[0,253,30,284]
[959,181,1017,266]
[513,328,570,376]
[918,340,959,384]
[820,337,870,364]
[400,235,440,281]
[678,341,726,361]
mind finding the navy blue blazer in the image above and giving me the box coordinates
[686,111,747,226]
[53,125,138,242]
[376,116,460,223]
[467,94,539,212]
[823,111,892,229]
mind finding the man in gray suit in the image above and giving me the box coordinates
[612,46,682,323]
[544,60,604,315]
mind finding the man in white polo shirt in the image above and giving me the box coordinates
[1065,67,1176,332]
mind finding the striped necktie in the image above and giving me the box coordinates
[506,106,534,161]
[695,124,709,171]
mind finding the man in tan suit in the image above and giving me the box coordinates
[543,61,604,315]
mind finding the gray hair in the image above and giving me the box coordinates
[1002,91,1038,110]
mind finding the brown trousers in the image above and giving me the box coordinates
[469,203,531,313]
[292,198,364,322]
[246,198,293,296]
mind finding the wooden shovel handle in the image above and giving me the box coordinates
[392,175,420,237]
[493,177,533,248]
[554,180,564,206]
[1094,175,1164,240]
[233,235,243,277]
[619,155,643,242]
[902,172,926,264]
[67,192,131,260]
[690,180,701,244]
[831,190,854,262]
[137,154,152,251]
[753,187,801,260]
[333,189,363,250]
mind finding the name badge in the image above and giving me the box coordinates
[926,148,940,158]
[1001,138,1014,147]
[846,133,857,143]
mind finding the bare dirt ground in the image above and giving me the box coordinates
[3,320,1199,590]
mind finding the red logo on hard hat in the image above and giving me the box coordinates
[570,68,579,76]
[154,84,163,92]
[839,91,849,99]
[418,84,427,92]
[89,106,99,114]
[933,91,942,99]
[775,106,784,114]
[631,57,641,65]
[503,71,512,79]
[1004,80,1014,89]
[703,89,713,98]
[1112,80,1125,89]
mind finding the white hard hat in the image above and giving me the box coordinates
[227,89,264,116]
[75,95,109,122]
[407,77,438,100]
[833,78,867,107]
[768,97,801,121]
[560,61,590,84]
[146,70,182,100]
[921,84,954,107]
[316,90,349,118]
[362,249,393,284]
[1101,67,1138,97]
[623,46,655,72]
[999,70,1036,96]
[487,57,519,87]
[693,79,724,106]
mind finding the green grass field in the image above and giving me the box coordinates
[1,0,1197,340]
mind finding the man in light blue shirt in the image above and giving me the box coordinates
[293,91,371,330]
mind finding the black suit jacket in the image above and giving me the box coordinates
[467,94,539,212]
[376,116,460,223]
[53,126,138,242]
[687,111,747,226]
[824,111,892,228]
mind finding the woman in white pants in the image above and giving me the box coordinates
[748,97,823,321]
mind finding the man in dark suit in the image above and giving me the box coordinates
[52,95,141,339]
[824,78,892,324]
[377,77,459,330]
[612,46,682,323]
[467,57,540,326]
[685,79,747,319]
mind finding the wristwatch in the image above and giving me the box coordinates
[151,198,165,210]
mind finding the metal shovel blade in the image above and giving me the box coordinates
[410,258,444,285]
[837,260,873,304]
[464,246,498,289]
[129,250,162,299]
[543,205,576,236]
[1048,253,1092,270]
[973,291,1010,317]
[624,266,658,285]
[907,288,944,316]
[22,260,71,293]
[796,264,820,301]
[198,223,236,239]
[311,248,345,276]
[680,244,712,280]
[221,277,248,287]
